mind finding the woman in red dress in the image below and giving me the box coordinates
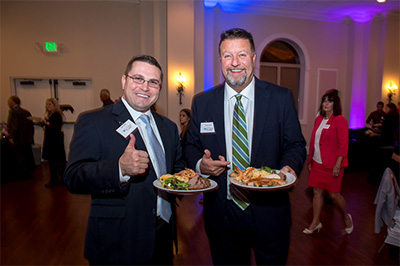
[303,89,354,234]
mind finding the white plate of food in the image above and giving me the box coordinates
[229,167,297,191]
[153,179,218,195]
[153,168,219,195]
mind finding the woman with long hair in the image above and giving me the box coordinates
[41,98,66,188]
[179,108,191,145]
[303,89,353,235]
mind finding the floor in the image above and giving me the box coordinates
[1,162,399,265]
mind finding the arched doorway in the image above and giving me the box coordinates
[256,34,309,123]
[260,40,300,110]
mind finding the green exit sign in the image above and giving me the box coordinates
[45,42,57,52]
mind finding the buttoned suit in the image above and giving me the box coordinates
[183,77,306,264]
[64,101,186,264]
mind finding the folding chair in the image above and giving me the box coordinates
[374,168,400,253]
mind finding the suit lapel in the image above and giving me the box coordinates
[251,78,271,165]
[112,101,132,128]
[210,86,227,157]
[111,101,146,152]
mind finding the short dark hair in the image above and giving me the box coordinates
[219,28,255,56]
[319,89,342,116]
[124,55,163,82]
[386,103,398,115]
[377,101,384,107]
[9,95,21,105]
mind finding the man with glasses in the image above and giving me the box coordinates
[65,55,186,265]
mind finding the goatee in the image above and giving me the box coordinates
[226,71,247,87]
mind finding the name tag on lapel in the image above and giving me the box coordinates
[323,124,330,129]
[200,122,216,134]
[116,119,137,138]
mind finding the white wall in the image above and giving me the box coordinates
[195,6,399,142]
[1,1,141,120]
[2,1,399,151]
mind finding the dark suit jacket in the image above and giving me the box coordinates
[7,106,34,145]
[102,98,114,106]
[64,101,186,264]
[183,77,306,243]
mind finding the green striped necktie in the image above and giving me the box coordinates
[231,94,250,210]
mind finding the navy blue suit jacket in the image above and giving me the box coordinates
[64,101,186,264]
[183,77,306,242]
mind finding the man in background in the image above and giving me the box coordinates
[99,88,114,106]
[366,101,384,129]
[5,96,35,180]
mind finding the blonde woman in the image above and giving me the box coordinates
[41,98,66,188]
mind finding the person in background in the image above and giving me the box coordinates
[99,88,114,106]
[304,89,353,235]
[5,96,35,180]
[366,101,384,130]
[183,28,306,265]
[64,55,186,265]
[41,98,66,188]
[179,108,191,145]
[380,102,399,147]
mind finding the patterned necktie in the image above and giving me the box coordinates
[139,114,171,222]
[231,95,250,210]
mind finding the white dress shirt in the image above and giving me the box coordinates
[119,97,165,216]
[224,77,255,176]
[312,118,328,164]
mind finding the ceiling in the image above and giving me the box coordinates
[205,0,400,22]
[4,0,400,23]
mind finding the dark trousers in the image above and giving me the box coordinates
[10,143,35,180]
[209,200,290,265]
[89,218,173,265]
[148,218,174,265]
[48,159,66,184]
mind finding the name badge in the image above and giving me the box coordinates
[200,122,215,134]
[116,119,137,138]
[323,124,330,129]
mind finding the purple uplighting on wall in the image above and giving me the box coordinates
[349,88,367,129]
[331,6,388,23]
[203,0,398,23]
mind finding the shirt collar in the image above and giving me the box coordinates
[121,97,151,122]
[224,76,255,102]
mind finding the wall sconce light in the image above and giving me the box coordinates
[387,81,398,103]
[176,72,185,105]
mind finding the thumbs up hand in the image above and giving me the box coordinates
[120,134,149,176]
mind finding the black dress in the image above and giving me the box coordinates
[42,111,66,185]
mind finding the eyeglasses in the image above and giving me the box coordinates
[126,74,161,88]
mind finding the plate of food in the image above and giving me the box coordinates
[153,168,218,195]
[229,166,297,191]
